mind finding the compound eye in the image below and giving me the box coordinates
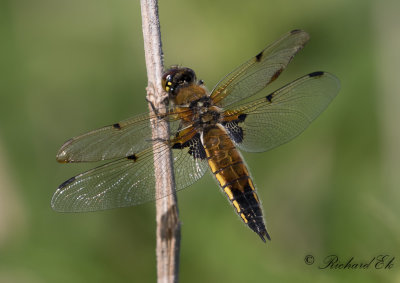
[179,70,195,85]
[162,73,174,93]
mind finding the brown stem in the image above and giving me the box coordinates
[140,0,181,282]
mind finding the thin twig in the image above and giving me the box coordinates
[140,1,181,282]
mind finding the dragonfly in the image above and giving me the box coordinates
[52,29,340,242]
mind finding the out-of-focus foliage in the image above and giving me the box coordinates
[0,0,399,282]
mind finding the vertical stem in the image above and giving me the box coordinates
[140,1,181,282]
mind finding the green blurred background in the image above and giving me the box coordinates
[1,0,399,282]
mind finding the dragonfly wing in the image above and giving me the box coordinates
[210,30,310,108]
[52,135,209,212]
[222,72,340,153]
[56,112,183,162]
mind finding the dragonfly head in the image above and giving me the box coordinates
[162,67,197,97]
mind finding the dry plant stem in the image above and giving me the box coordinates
[140,0,181,282]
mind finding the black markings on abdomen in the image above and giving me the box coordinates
[228,184,269,241]
[221,175,250,189]
[233,185,261,213]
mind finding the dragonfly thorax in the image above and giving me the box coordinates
[188,97,222,130]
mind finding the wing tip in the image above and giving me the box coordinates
[307,71,341,92]
[289,29,310,42]
[290,29,303,34]
[56,140,72,163]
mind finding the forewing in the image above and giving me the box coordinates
[56,111,183,163]
[52,137,209,212]
[210,30,310,108]
[222,72,340,152]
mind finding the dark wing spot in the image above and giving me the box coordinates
[270,68,283,83]
[113,123,121,129]
[255,51,263,62]
[290,29,301,34]
[266,94,273,102]
[59,176,76,189]
[309,71,324,78]
[126,154,137,161]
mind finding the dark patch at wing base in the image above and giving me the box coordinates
[221,114,247,144]
[172,133,206,159]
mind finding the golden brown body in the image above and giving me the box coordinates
[165,73,270,242]
[202,124,270,242]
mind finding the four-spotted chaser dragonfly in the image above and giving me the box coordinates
[52,29,340,242]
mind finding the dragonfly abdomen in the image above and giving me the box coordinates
[202,125,270,242]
